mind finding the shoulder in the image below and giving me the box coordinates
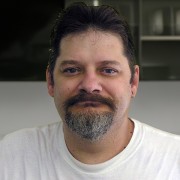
[0,121,62,153]
[142,121,180,141]
[133,119,180,152]
[0,122,63,178]
[131,119,180,178]
[133,119,180,139]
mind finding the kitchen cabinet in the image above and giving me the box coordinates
[139,0,180,80]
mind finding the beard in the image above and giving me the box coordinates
[63,93,116,142]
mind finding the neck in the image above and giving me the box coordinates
[63,117,134,164]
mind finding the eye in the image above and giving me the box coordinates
[62,67,81,75]
[101,68,118,75]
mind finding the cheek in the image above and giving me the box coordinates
[53,81,77,105]
[106,81,132,109]
[54,81,80,119]
[53,85,68,118]
[54,85,68,102]
[105,80,132,98]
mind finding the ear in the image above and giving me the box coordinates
[131,65,139,98]
[46,68,54,97]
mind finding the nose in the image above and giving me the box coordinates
[78,73,102,94]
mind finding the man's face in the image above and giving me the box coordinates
[47,30,139,141]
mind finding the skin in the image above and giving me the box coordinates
[46,29,139,164]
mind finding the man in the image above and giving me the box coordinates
[0,2,180,180]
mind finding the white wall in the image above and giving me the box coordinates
[0,81,180,139]
[130,81,180,134]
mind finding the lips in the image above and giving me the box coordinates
[75,101,102,107]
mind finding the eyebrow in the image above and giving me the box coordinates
[59,60,121,67]
[98,60,121,66]
[59,60,80,66]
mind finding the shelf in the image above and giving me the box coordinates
[141,36,180,41]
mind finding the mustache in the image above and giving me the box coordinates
[63,93,116,111]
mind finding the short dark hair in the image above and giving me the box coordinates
[48,2,136,84]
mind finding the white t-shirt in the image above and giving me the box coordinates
[0,119,180,180]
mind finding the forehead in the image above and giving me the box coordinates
[56,29,129,68]
[60,29,124,49]
[55,29,130,72]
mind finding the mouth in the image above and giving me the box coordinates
[75,101,102,107]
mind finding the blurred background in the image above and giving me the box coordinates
[1,0,180,81]
[0,0,64,81]
[0,0,180,138]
